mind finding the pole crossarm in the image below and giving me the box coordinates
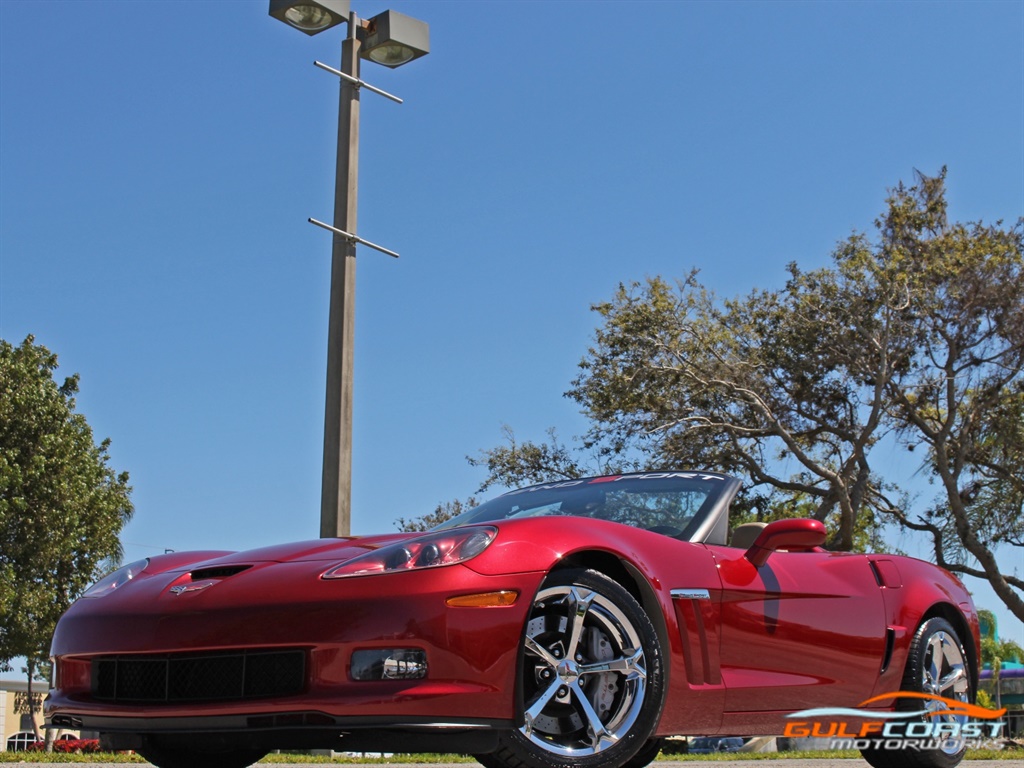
[314,60,404,104]
[308,217,401,259]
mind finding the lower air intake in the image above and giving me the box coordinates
[92,649,305,703]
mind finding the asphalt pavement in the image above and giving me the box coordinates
[13,762,1017,768]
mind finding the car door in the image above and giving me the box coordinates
[709,545,887,715]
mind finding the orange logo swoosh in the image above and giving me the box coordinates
[859,692,1006,720]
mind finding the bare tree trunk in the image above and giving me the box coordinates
[25,658,39,739]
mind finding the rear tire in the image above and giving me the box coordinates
[860,617,972,768]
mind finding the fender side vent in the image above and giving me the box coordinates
[868,560,884,587]
[880,627,895,674]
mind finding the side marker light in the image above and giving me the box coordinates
[446,590,519,608]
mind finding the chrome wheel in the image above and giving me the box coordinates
[521,581,648,756]
[476,568,665,768]
[920,628,970,756]
[860,616,974,768]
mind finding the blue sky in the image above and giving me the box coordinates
[1,1,1022,642]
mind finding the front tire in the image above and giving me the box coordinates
[620,737,666,768]
[860,617,973,768]
[137,742,268,768]
[477,568,665,768]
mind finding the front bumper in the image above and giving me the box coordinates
[65,712,506,754]
[47,560,545,736]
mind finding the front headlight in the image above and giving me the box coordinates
[81,558,150,598]
[322,526,497,579]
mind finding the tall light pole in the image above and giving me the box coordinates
[269,1,429,538]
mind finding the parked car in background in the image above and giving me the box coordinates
[688,736,746,753]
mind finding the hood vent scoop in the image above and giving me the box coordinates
[190,565,252,581]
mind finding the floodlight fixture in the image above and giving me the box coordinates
[268,0,350,35]
[361,10,430,68]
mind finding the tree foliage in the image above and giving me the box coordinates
[868,175,1024,619]
[0,337,134,685]
[474,170,1023,620]
[394,496,479,532]
[469,426,589,492]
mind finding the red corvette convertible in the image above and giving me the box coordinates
[47,472,980,768]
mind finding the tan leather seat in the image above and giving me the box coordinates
[730,522,767,549]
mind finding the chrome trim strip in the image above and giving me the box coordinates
[670,588,710,600]
[397,723,494,730]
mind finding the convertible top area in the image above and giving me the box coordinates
[437,471,742,544]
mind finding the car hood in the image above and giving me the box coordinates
[176,532,419,569]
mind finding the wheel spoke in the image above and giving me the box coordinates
[570,679,616,750]
[579,647,646,680]
[926,634,944,689]
[565,587,595,660]
[938,665,966,697]
[524,634,559,669]
[523,678,564,736]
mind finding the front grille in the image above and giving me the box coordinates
[92,649,305,703]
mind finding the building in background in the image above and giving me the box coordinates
[1,679,87,751]
[1,679,43,751]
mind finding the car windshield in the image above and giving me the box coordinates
[436,472,734,540]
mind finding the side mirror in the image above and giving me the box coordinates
[745,518,826,567]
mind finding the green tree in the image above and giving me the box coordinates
[469,426,588,492]
[480,260,907,551]
[868,175,1024,620]
[0,336,134,733]
[395,496,479,532]
[475,171,1023,619]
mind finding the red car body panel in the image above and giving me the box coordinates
[46,476,980,751]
